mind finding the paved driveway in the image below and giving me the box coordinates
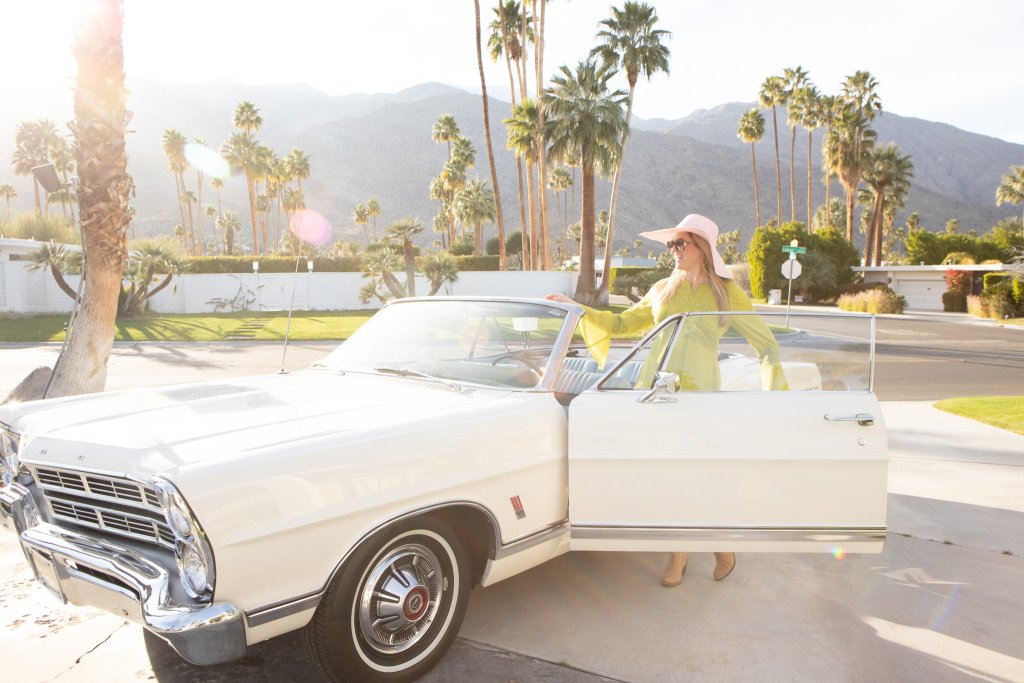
[1,336,1022,682]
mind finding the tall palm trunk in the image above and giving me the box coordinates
[533,0,551,270]
[573,160,597,304]
[750,142,761,226]
[597,80,636,304]
[172,172,190,255]
[475,3,503,268]
[806,130,813,232]
[195,169,204,256]
[789,125,797,221]
[771,106,781,225]
[48,0,132,399]
[245,172,258,255]
[503,54,528,269]
[526,160,538,270]
[864,190,883,266]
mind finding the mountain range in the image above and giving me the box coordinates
[1,78,1021,252]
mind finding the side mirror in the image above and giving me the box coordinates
[638,371,678,403]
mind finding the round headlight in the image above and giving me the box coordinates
[166,499,193,538]
[179,542,210,596]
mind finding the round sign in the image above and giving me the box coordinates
[781,259,802,280]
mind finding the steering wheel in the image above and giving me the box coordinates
[488,350,544,377]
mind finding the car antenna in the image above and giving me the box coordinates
[278,253,305,375]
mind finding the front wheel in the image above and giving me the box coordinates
[304,516,470,682]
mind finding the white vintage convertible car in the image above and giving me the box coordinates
[0,297,887,682]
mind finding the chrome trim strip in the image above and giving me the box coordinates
[246,592,322,628]
[493,519,569,560]
[571,525,886,542]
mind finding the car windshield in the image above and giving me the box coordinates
[317,299,571,389]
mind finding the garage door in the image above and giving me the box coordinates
[896,279,943,310]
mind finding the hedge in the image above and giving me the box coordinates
[983,272,1013,291]
[905,231,1006,265]
[747,223,858,301]
[453,255,500,271]
[187,255,361,273]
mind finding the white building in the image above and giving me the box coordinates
[854,264,1015,311]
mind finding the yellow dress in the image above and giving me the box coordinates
[576,278,787,391]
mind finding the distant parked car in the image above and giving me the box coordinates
[0,297,887,682]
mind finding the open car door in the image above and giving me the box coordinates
[568,311,887,554]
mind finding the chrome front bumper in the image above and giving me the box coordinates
[0,482,246,666]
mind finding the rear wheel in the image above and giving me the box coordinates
[304,516,470,682]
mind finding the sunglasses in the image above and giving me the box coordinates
[666,238,692,251]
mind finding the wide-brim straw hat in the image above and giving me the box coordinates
[639,213,731,279]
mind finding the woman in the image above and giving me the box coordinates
[546,213,786,587]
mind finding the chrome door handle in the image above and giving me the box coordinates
[824,413,875,426]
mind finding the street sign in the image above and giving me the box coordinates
[781,259,802,280]
[781,245,807,254]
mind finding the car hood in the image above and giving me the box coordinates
[8,370,507,477]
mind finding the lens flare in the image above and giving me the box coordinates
[184,142,230,179]
[290,209,332,247]
[831,547,846,560]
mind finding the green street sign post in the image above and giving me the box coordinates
[780,241,807,329]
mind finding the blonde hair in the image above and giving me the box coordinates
[655,233,730,321]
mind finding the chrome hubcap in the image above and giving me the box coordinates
[358,543,444,655]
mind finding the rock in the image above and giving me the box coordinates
[3,367,52,404]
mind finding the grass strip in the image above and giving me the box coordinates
[934,396,1024,435]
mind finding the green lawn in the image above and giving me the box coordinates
[0,311,376,343]
[0,305,790,344]
[934,396,1024,435]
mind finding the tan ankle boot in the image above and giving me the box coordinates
[661,552,688,587]
[713,552,735,581]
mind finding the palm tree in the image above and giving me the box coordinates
[211,176,224,219]
[25,241,80,300]
[192,137,207,256]
[838,71,883,243]
[760,75,787,226]
[386,216,424,297]
[489,0,531,268]
[218,210,241,255]
[455,178,497,255]
[474,0,507,270]
[13,120,59,215]
[220,131,261,254]
[531,0,552,270]
[233,100,263,134]
[0,184,18,222]
[120,242,182,318]
[737,108,765,227]
[365,197,381,239]
[432,114,460,159]
[590,0,671,303]
[793,85,823,229]
[353,202,369,242]
[505,99,542,269]
[783,66,809,222]
[547,167,571,257]
[421,250,460,295]
[817,94,839,228]
[52,136,77,224]
[161,129,190,253]
[286,148,310,195]
[543,59,628,305]
[861,143,913,266]
[47,0,133,398]
[996,165,1024,240]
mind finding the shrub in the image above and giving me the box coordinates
[453,255,500,271]
[729,263,752,297]
[942,252,975,265]
[983,272,1013,291]
[984,281,1020,320]
[966,295,986,317]
[1013,276,1024,305]
[944,269,971,294]
[837,287,905,314]
[838,281,888,296]
[942,291,967,312]
[487,230,523,256]
[187,255,361,273]
[448,235,474,256]
[4,213,78,244]
[746,222,857,301]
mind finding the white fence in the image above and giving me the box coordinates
[0,262,579,315]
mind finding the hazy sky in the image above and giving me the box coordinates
[4,0,1024,143]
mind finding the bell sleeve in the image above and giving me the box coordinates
[575,291,656,369]
[726,283,789,391]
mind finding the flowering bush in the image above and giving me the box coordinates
[944,269,971,294]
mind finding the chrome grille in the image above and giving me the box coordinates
[31,466,173,550]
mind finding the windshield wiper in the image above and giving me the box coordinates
[373,366,465,392]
